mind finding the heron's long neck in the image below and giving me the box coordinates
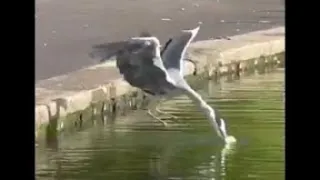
[153,45,161,57]
[184,85,225,140]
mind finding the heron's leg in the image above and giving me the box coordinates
[155,104,178,120]
[155,94,180,120]
[148,110,168,127]
[147,98,168,126]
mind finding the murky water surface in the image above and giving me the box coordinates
[36,69,284,180]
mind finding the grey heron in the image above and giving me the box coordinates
[89,26,236,143]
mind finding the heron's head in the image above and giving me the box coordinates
[205,107,228,142]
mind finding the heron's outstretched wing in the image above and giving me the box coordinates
[90,37,176,94]
[89,40,151,63]
[89,41,129,62]
[89,31,153,62]
[161,26,200,75]
[160,38,172,56]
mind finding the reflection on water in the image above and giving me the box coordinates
[36,69,284,180]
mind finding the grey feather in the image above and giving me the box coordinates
[89,41,128,62]
[90,37,176,95]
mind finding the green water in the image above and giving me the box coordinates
[36,69,285,180]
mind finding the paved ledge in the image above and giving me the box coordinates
[35,26,285,140]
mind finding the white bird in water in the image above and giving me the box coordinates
[89,26,236,144]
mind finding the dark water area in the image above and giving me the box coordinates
[36,69,284,180]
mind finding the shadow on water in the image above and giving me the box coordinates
[36,69,284,180]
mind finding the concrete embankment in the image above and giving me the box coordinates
[35,27,285,141]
